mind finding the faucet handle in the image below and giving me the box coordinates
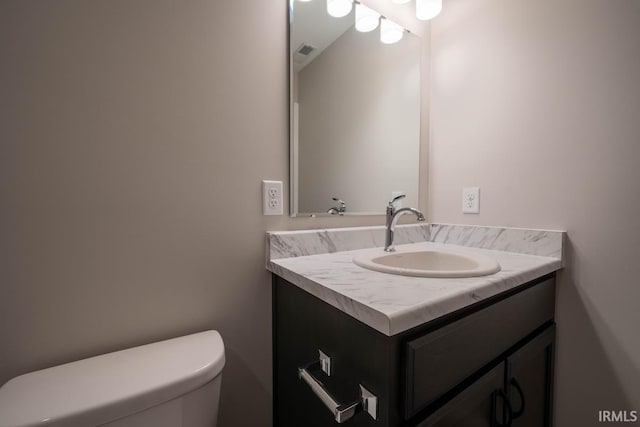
[389,194,406,207]
[331,197,346,214]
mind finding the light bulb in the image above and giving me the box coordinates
[416,0,442,20]
[380,18,404,44]
[355,3,380,32]
[327,0,353,18]
[391,0,412,4]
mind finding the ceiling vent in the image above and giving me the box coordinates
[296,43,316,56]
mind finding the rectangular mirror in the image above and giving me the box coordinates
[289,0,421,216]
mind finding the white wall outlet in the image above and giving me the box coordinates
[462,187,480,214]
[263,180,283,215]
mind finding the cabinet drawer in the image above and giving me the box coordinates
[404,277,555,419]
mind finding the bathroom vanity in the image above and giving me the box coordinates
[268,224,564,427]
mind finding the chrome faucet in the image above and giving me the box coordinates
[384,194,425,252]
[327,197,346,215]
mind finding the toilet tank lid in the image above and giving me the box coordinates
[0,330,225,427]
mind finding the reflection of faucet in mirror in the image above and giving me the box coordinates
[327,197,346,215]
[384,194,425,252]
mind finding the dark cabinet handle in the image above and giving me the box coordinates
[510,378,526,419]
[493,389,513,427]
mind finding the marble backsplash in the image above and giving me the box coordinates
[266,224,430,261]
[267,223,564,262]
[429,224,564,259]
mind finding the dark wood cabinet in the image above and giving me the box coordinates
[273,274,556,427]
[418,325,556,427]
[506,325,556,427]
[418,363,505,427]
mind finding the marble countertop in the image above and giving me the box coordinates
[267,224,564,336]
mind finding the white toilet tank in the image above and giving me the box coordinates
[0,330,225,427]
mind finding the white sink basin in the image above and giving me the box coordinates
[353,248,501,278]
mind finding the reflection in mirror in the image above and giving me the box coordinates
[290,0,421,216]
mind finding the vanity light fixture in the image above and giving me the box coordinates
[355,3,381,32]
[415,0,442,20]
[380,17,404,44]
[313,0,408,44]
[387,0,443,21]
[327,0,353,17]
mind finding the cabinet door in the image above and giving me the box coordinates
[417,363,507,427]
[506,324,556,427]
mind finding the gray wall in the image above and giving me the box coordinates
[0,1,387,425]
[429,0,640,425]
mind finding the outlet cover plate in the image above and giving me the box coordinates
[263,180,283,215]
[462,187,480,214]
